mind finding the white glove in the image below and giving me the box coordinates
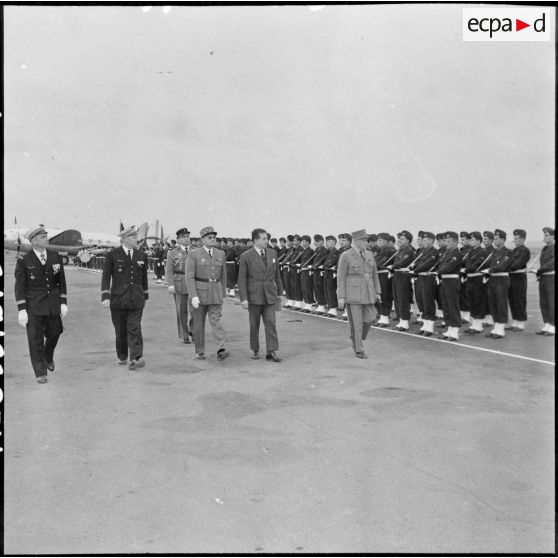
[338,298,345,310]
[102,299,110,308]
[60,304,68,318]
[191,296,200,309]
[168,286,175,294]
[18,309,28,327]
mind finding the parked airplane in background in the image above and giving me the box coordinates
[3,222,150,263]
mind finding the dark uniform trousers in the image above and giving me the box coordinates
[27,314,64,378]
[377,272,393,316]
[312,271,327,305]
[248,304,279,353]
[110,307,144,361]
[459,281,471,312]
[324,271,338,308]
[226,262,237,290]
[539,276,555,326]
[508,273,528,322]
[466,276,486,320]
[487,277,510,324]
[440,278,461,327]
[290,268,303,301]
[281,267,290,297]
[413,276,424,315]
[301,270,315,304]
[416,276,437,321]
[393,271,412,320]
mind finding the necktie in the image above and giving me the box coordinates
[128,249,132,260]
[40,253,46,265]
[260,249,267,266]
[360,249,366,260]
[209,249,213,259]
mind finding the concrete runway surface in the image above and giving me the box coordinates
[2,257,555,554]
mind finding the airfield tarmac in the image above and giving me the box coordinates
[2,256,555,554]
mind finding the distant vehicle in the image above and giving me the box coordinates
[3,223,149,264]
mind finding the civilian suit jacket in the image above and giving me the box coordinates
[101,246,149,308]
[336,246,381,304]
[15,249,67,315]
[238,247,283,305]
[185,247,227,305]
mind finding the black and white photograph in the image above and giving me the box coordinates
[1,2,555,554]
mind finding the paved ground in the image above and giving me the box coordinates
[2,257,555,554]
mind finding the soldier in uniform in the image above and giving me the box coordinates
[185,226,229,360]
[269,237,279,251]
[337,229,381,358]
[436,232,463,341]
[101,226,149,370]
[165,227,193,343]
[337,233,353,320]
[463,232,489,335]
[506,229,531,332]
[153,242,166,283]
[410,231,425,323]
[409,231,439,336]
[225,238,237,296]
[289,234,304,310]
[299,235,315,312]
[532,227,555,336]
[434,233,447,322]
[480,229,512,339]
[367,234,380,255]
[387,230,415,331]
[375,232,396,327]
[483,231,495,254]
[15,225,68,383]
[280,235,295,306]
[310,234,329,315]
[323,235,340,317]
[459,232,473,324]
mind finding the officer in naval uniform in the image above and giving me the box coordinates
[337,229,381,359]
[166,227,193,343]
[185,226,229,360]
[15,225,68,383]
[506,229,531,332]
[532,227,555,336]
[101,226,149,370]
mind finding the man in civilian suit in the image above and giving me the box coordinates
[238,228,283,362]
[101,226,149,370]
[15,225,68,383]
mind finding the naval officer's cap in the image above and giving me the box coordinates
[513,229,526,238]
[176,227,190,238]
[26,225,48,241]
[494,229,507,239]
[119,226,137,239]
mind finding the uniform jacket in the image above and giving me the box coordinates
[337,246,381,304]
[437,247,463,275]
[375,246,397,269]
[300,247,315,270]
[238,247,283,305]
[311,246,329,271]
[485,246,512,273]
[391,245,416,270]
[101,246,149,308]
[165,246,189,294]
[15,249,67,315]
[509,245,531,271]
[411,246,440,273]
[323,247,340,272]
[185,247,227,305]
[538,244,555,274]
[463,246,488,274]
[287,246,304,270]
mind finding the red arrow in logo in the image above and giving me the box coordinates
[516,18,530,31]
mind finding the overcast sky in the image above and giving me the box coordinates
[4,4,555,241]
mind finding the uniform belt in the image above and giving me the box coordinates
[195,277,218,283]
[174,270,185,275]
[542,271,555,275]
[393,269,407,273]
[226,261,235,265]
[467,272,483,277]
[440,274,459,279]
[377,269,390,274]
[489,272,509,277]
[418,272,436,276]
[509,269,526,274]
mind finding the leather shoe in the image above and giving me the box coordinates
[355,351,368,359]
[396,327,409,332]
[217,349,230,361]
[183,338,191,344]
[266,351,282,362]
[542,331,554,336]
[196,353,206,360]
[47,361,55,372]
[504,326,515,331]
[118,359,127,365]
[511,327,524,332]
[485,333,494,338]
[37,375,47,384]
[438,335,449,340]
[423,331,433,337]
[251,351,260,360]
[128,358,145,370]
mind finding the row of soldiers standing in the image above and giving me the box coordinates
[221,227,555,341]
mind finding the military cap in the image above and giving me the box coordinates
[200,225,217,238]
[398,230,413,242]
[513,229,526,238]
[301,235,312,243]
[325,235,337,241]
[483,230,494,240]
[445,231,459,241]
[227,237,235,243]
[459,231,470,239]
[494,228,506,239]
[339,233,352,241]
[368,234,378,241]
[270,237,277,243]
[119,226,137,239]
[377,232,390,241]
[176,227,190,238]
[423,231,435,240]
[417,231,425,238]
[543,227,555,236]
[287,235,294,242]
[388,235,396,243]
[26,225,48,241]
[293,234,302,241]
[351,229,368,241]
[314,234,324,242]
[435,232,446,240]
[470,231,483,241]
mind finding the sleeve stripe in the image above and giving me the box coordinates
[101,290,110,294]
[16,299,26,304]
